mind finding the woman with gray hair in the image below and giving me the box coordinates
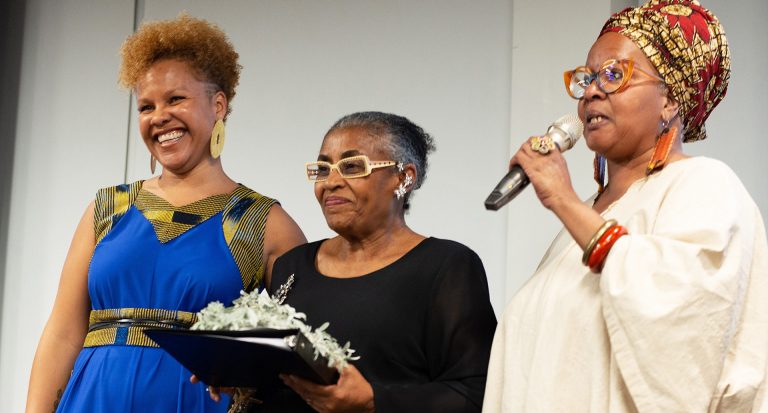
[238,111,497,412]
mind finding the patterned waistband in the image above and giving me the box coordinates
[84,308,198,348]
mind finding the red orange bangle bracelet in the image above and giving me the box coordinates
[581,219,617,265]
[587,224,628,273]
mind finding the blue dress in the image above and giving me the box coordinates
[56,181,275,412]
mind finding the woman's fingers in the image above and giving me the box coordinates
[509,136,541,169]
[189,375,223,402]
[280,368,375,412]
[507,136,577,210]
[208,386,222,403]
[281,374,326,400]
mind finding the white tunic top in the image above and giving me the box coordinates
[483,157,768,412]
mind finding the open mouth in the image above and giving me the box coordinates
[586,114,605,125]
[157,130,184,146]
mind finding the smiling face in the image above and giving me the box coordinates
[578,32,672,163]
[135,59,227,175]
[314,127,402,238]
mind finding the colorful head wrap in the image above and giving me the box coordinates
[600,0,730,142]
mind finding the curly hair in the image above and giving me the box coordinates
[118,14,241,118]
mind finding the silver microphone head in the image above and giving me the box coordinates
[546,114,583,152]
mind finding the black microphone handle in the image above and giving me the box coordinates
[484,165,530,211]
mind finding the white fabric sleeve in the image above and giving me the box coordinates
[599,161,768,412]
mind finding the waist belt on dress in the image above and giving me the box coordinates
[83,308,197,348]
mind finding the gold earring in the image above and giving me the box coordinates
[150,155,157,175]
[210,119,225,159]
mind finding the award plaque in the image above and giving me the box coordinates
[145,328,339,387]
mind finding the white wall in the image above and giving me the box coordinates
[0,1,134,411]
[2,0,766,411]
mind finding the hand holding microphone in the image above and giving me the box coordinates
[485,114,584,210]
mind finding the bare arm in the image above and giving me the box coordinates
[26,202,94,413]
[511,139,605,250]
[262,204,306,289]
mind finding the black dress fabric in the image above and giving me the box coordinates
[260,237,497,413]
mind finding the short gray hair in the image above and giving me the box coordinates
[325,111,436,210]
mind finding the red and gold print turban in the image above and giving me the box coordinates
[600,0,730,142]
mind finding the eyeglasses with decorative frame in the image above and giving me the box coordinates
[563,58,664,100]
[305,155,398,182]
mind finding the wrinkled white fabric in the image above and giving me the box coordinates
[483,157,768,413]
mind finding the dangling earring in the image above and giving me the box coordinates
[150,155,157,175]
[646,122,678,175]
[593,154,606,193]
[394,174,414,200]
[210,119,225,159]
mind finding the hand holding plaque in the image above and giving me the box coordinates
[145,284,358,392]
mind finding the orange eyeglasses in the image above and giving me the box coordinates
[564,59,664,99]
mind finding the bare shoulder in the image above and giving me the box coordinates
[74,200,96,245]
[65,200,97,280]
[264,204,306,258]
[262,204,306,288]
[50,199,96,330]
[266,203,305,236]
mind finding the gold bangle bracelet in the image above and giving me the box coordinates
[582,219,617,265]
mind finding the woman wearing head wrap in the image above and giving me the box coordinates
[25,15,306,412]
[483,1,768,411]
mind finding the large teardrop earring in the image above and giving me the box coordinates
[210,119,225,159]
[150,155,157,175]
[646,121,677,175]
[593,153,606,193]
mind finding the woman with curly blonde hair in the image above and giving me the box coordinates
[26,14,305,413]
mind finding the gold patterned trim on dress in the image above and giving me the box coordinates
[94,181,143,244]
[83,308,197,348]
[223,186,276,292]
[135,189,229,243]
[93,182,276,294]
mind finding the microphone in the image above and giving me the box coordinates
[484,114,583,211]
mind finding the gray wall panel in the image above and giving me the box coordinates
[0,1,134,411]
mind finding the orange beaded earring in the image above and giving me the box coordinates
[646,120,678,175]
